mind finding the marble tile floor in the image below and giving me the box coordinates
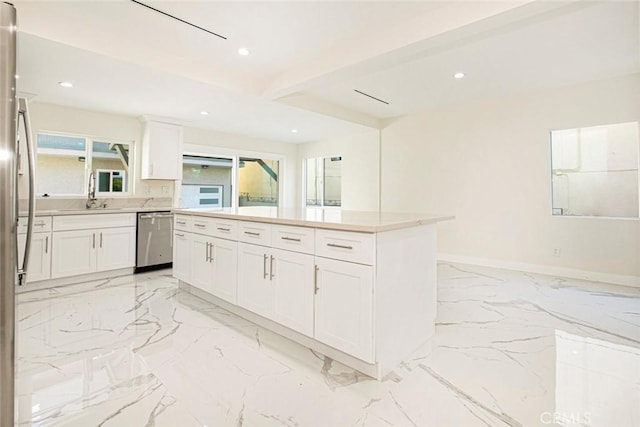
[14,263,640,427]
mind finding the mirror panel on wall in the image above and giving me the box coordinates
[550,121,639,218]
[306,156,342,208]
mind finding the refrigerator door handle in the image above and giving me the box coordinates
[17,98,35,286]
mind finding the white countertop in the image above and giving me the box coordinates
[21,207,173,217]
[172,206,454,232]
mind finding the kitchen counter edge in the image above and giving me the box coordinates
[171,208,454,233]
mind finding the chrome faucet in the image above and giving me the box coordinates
[86,171,98,209]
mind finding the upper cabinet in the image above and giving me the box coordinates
[141,120,183,180]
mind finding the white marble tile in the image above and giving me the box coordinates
[14,263,640,426]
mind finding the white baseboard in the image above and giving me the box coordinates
[437,253,640,288]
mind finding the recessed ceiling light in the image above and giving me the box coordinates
[291,129,298,133]
[238,48,249,56]
[58,81,73,88]
[200,111,209,116]
[454,72,465,79]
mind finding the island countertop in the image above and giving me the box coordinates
[172,206,454,233]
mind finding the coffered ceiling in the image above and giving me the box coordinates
[13,0,640,143]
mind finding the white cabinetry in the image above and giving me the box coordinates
[237,224,315,337]
[141,120,183,180]
[18,216,52,283]
[314,257,373,362]
[172,231,191,282]
[272,248,314,337]
[51,214,136,279]
[173,215,192,282]
[175,215,238,303]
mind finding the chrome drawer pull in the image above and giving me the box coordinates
[194,223,206,228]
[263,254,268,278]
[270,255,275,280]
[217,227,230,232]
[176,221,186,225]
[281,236,301,242]
[175,232,185,237]
[34,222,46,227]
[244,231,260,236]
[327,243,353,250]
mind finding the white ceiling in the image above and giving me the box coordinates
[13,0,640,144]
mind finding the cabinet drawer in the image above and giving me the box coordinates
[271,225,315,255]
[210,218,238,240]
[53,213,136,231]
[174,214,192,232]
[18,216,52,234]
[192,217,214,234]
[238,221,271,246]
[315,229,375,265]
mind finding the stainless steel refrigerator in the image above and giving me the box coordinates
[1,2,35,426]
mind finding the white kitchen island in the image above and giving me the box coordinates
[172,207,453,379]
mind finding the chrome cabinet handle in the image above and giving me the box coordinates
[194,223,206,229]
[175,232,185,237]
[92,233,95,249]
[217,227,230,232]
[281,236,301,242]
[100,232,103,248]
[33,222,46,227]
[327,243,353,250]
[45,236,48,254]
[176,220,187,225]
[244,231,260,237]
[314,265,319,294]
[209,243,214,263]
[269,255,275,280]
[205,242,210,262]
[263,254,268,279]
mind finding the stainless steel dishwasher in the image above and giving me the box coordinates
[135,211,173,273]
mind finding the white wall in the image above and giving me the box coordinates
[182,127,298,209]
[297,128,380,211]
[380,73,640,283]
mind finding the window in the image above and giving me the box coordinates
[238,157,279,207]
[36,133,131,196]
[550,122,639,218]
[182,156,232,208]
[305,156,342,207]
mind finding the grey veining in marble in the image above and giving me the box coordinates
[14,264,640,426]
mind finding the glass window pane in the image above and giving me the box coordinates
[182,156,232,207]
[92,141,129,194]
[238,158,279,207]
[551,122,639,217]
[36,134,86,196]
[305,156,341,208]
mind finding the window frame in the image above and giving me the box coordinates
[549,121,640,219]
[35,131,133,198]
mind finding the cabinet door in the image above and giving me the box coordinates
[96,227,136,272]
[211,237,238,304]
[314,257,374,362]
[142,121,183,180]
[190,234,214,293]
[18,232,51,283]
[272,248,314,337]
[237,242,273,318]
[51,230,96,278]
[173,231,191,282]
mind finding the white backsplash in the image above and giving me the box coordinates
[20,196,173,211]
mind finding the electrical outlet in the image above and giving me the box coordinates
[553,247,561,257]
